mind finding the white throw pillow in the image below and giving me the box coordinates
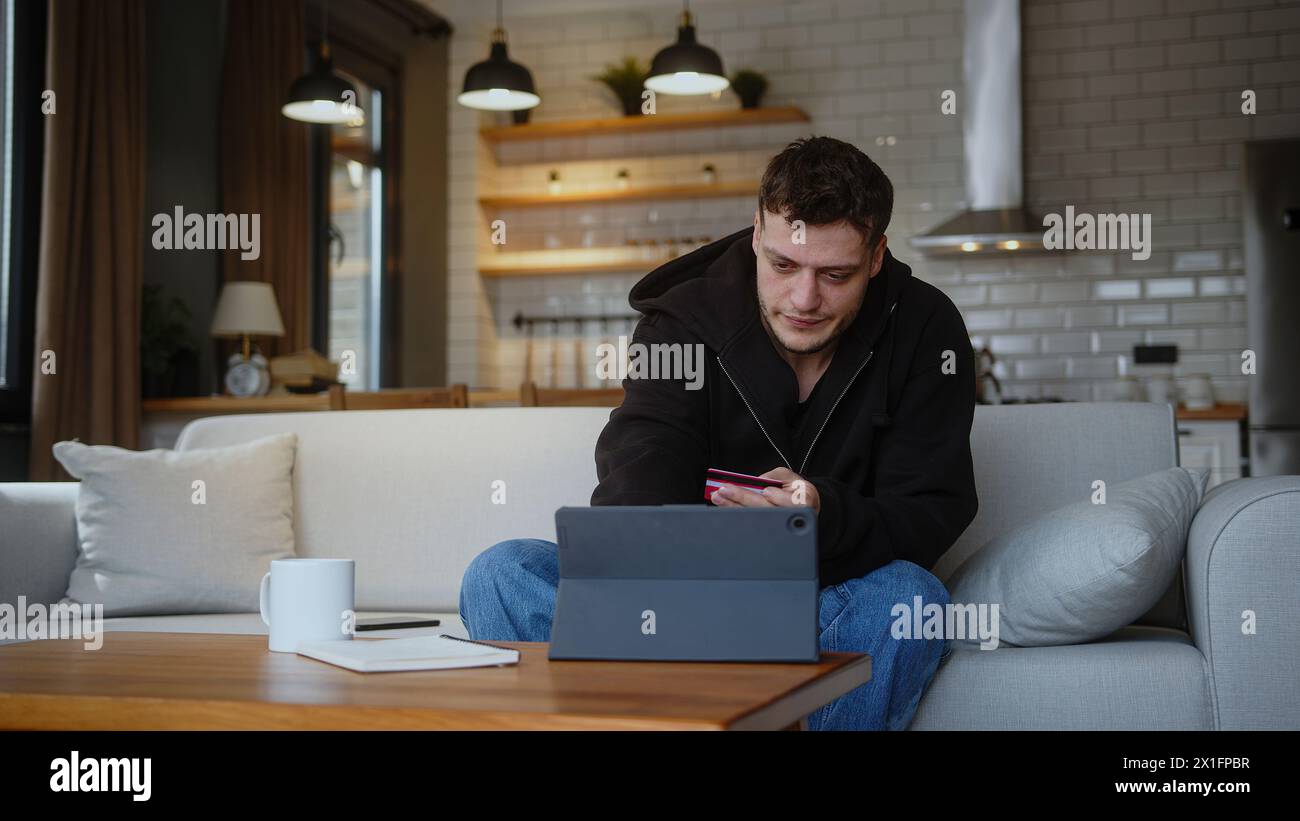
[947,467,1208,647]
[53,433,298,616]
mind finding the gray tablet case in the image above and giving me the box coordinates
[548,506,819,662]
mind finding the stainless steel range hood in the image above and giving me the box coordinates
[910,0,1047,255]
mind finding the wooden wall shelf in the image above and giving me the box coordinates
[480,258,671,278]
[479,180,757,209]
[479,105,810,143]
[142,395,335,413]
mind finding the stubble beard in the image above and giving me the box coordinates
[756,284,861,357]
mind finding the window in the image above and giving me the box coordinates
[307,25,400,392]
[1,0,15,389]
[0,0,43,424]
[327,75,384,390]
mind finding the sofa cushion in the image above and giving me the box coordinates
[53,434,298,617]
[909,627,1215,730]
[947,467,1207,648]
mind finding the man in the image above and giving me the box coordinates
[460,136,978,730]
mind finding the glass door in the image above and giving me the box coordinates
[326,74,383,390]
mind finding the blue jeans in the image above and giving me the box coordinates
[459,538,951,730]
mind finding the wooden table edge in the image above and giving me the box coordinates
[0,692,737,731]
[0,633,872,731]
[726,653,872,731]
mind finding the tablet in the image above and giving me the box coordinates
[548,505,819,662]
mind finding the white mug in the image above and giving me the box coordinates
[1182,374,1215,411]
[259,558,355,653]
[1146,374,1177,406]
[1112,376,1143,402]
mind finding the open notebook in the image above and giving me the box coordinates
[296,635,519,672]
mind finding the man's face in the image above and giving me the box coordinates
[752,210,886,357]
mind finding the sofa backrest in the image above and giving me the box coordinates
[177,401,1176,612]
[178,407,611,612]
[936,401,1177,581]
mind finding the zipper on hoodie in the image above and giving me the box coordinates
[718,301,898,477]
[716,355,794,471]
[798,349,873,474]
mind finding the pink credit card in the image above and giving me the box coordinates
[704,467,784,502]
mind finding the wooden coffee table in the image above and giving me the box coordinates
[0,632,871,730]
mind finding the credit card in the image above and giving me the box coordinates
[704,467,784,501]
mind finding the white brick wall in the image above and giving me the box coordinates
[1017,0,1299,402]
[430,0,1299,401]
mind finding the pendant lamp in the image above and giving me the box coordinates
[283,0,364,125]
[458,0,540,111]
[646,0,729,96]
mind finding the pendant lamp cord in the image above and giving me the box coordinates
[314,0,332,60]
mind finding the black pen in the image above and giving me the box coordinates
[439,633,511,650]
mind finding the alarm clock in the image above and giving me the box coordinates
[225,352,271,397]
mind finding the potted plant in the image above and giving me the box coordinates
[141,283,199,398]
[730,68,769,110]
[591,57,650,117]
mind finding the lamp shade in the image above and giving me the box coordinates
[211,282,286,337]
[646,14,728,96]
[458,32,540,111]
[283,53,365,125]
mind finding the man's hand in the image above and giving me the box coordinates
[711,467,821,513]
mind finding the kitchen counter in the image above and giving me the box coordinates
[1174,402,1247,422]
[1174,404,1247,490]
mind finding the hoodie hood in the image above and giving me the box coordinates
[627,226,917,473]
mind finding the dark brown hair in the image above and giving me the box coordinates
[758,136,894,247]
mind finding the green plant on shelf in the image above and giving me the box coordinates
[730,68,769,110]
[141,283,199,397]
[591,56,650,117]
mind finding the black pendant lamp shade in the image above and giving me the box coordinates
[283,46,364,125]
[646,5,729,96]
[458,2,540,111]
[283,0,364,125]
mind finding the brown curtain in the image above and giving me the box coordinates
[219,0,310,357]
[29,0,147,481]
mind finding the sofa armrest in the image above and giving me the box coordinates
[1185,475,1300,730]
[0,482,79,607]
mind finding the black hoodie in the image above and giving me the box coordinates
[591,226,978,587]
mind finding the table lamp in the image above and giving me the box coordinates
[211,282,285,397]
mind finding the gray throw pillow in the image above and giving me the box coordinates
[53,433,298,616]
[947,467,1208,647]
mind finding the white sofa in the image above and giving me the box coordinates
[3,403,1298,729]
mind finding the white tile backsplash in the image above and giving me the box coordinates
[1094,280,1143,300]
[1145,277,1197,298]
[428,0,1298,395]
